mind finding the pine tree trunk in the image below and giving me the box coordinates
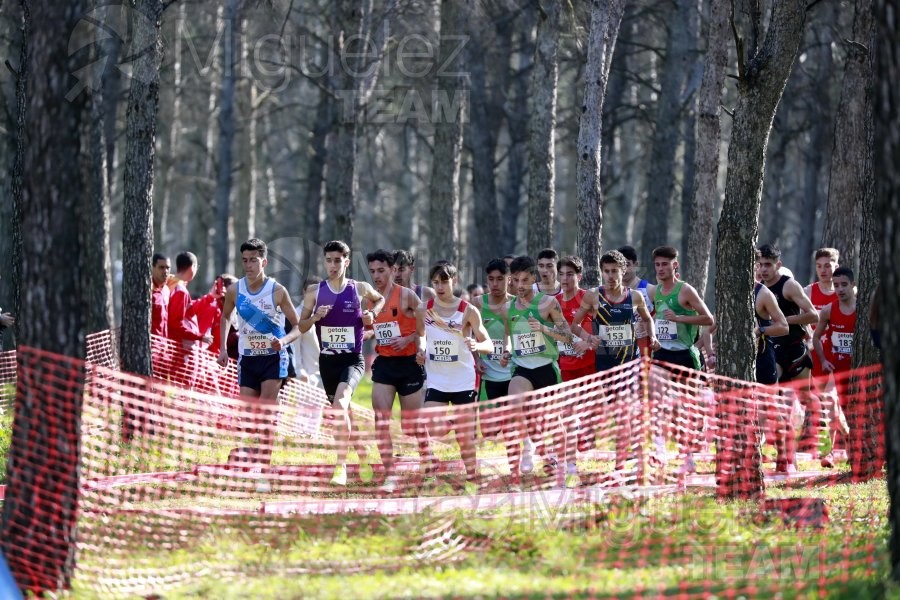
[575,0,625,287]
[214,0,241,274]
[714,0,807,500]
[874,0,900,578]
[304,86,332,247]
[429,0,468,266]
[526,0,561,256]
[639,0,693,258]
[0,0,89,590]
[121,0,164,377]
[683,0,729,299]
[822,0,873,274]
[157,2,186,250]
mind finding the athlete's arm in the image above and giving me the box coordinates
[298,285,324,333]
[217,284,237,365]
[633,292,659,349]
[784,279,819,326]
[272,285,302,351]
[534,297,574,343]
[570,290,598,342]
[358,282,385,327]
[812,303,834,372]
[673,284,715,327]
[758,287,789,338]
[464,305,495,354]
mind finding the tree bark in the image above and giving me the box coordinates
[639,0,694,258]
[575,0,625,287]
[120,0,164,377]
[683,0,729,299]
[822,0,873,274]
[0,0,89,591]
[466,19,502,271]
[304,84,333,247]
[214,0,241,275]
[428,0,468,266]
[875,0,900,578]
[526,0,562,256]
[714,0,807,500]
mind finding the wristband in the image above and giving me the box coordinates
[759,326,767,335]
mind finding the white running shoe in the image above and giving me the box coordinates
[520,439,535,474]
[381,474,401,494]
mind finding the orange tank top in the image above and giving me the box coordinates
[372,285,419,357]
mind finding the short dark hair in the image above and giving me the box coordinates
[240,238,267,258]
[303,275,322,292]
[429,261,457,282]
[651,246,678,261]
[617,245,638,263]
[600,250,627,270]
[466,283,482,294]
[485,258,509,275]
[152,253,168,265]
[502,254,516,261]
[557,255,583,274]
[833,266,855,281]
[220,273,238,287]
[393,249,415,267]
[536,248,558,262]
[366,249,395,266]
[323,240,350,257]
[175,251,197,272]
[756,244,781,261]
[509,255,536,276]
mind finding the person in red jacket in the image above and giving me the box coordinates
[192,273,238,355]
[151,253,171,337]
[167,251,212,387]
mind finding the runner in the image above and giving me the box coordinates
[804,248,841,382]
[393,249,435,302]
[619,245,654,357]
[646,246,714,473]
[477,259,517,487]
[298,240,385,486]
[217,238,304,491]
[535,248,563,297]
[502,255,574,487]
[571,250,658,471]
[812,266,856,469]
[416,261,494,491]
[757,244,820,467]
[365,249,432,493]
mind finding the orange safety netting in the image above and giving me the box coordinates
[0,330,888,597]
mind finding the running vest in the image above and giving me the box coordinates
[766,275,805,344]
[372,285,418,357]
[481,294,513,382]
[235,277,286,357]
[533,282,563,298]
[315,279,364,354]
[754,282,772,357]
[558,289,595,371]
[810,282,839,311]
[508,293,558,369]
[594,287,638,363]
[826,303,856,371]
[654,281,699,352]
[424,298,476,392]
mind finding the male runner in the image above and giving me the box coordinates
[619,245,653,357]
[298,240,385,486]
[501,256,574,487]
[151,253,171,337]
[366,249,432,492]
[812,266,856,468]
[535,248,563,297]
[645,246,714,472]
[168,251,213,387]
[417,261,494,490]
[477,259,515,447]
[571,250,658,470]
[757,244,820,465]
[217,238,303,491]
[393,249,435,302]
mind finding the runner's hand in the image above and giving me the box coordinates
[416,349,426,365]
[217,351,229,367]
[499,351,511,368]
[314,305,332,321]
[527,317,542,332]
[271,337,285,351]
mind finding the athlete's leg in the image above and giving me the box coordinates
[399,387,432,468]
[371,382,398,475]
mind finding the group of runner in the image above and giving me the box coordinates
[207,237,865,493]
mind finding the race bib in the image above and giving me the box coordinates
[488,338,506,361]
[656,319,677,341]
[557,335,583,357]
[374,321,402,346]
[831,331,853,354]
[598,324,632,347]
[513,331,545,356]
[321,326,355,350]
[243,333,273,356]
[429,338,460,362]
